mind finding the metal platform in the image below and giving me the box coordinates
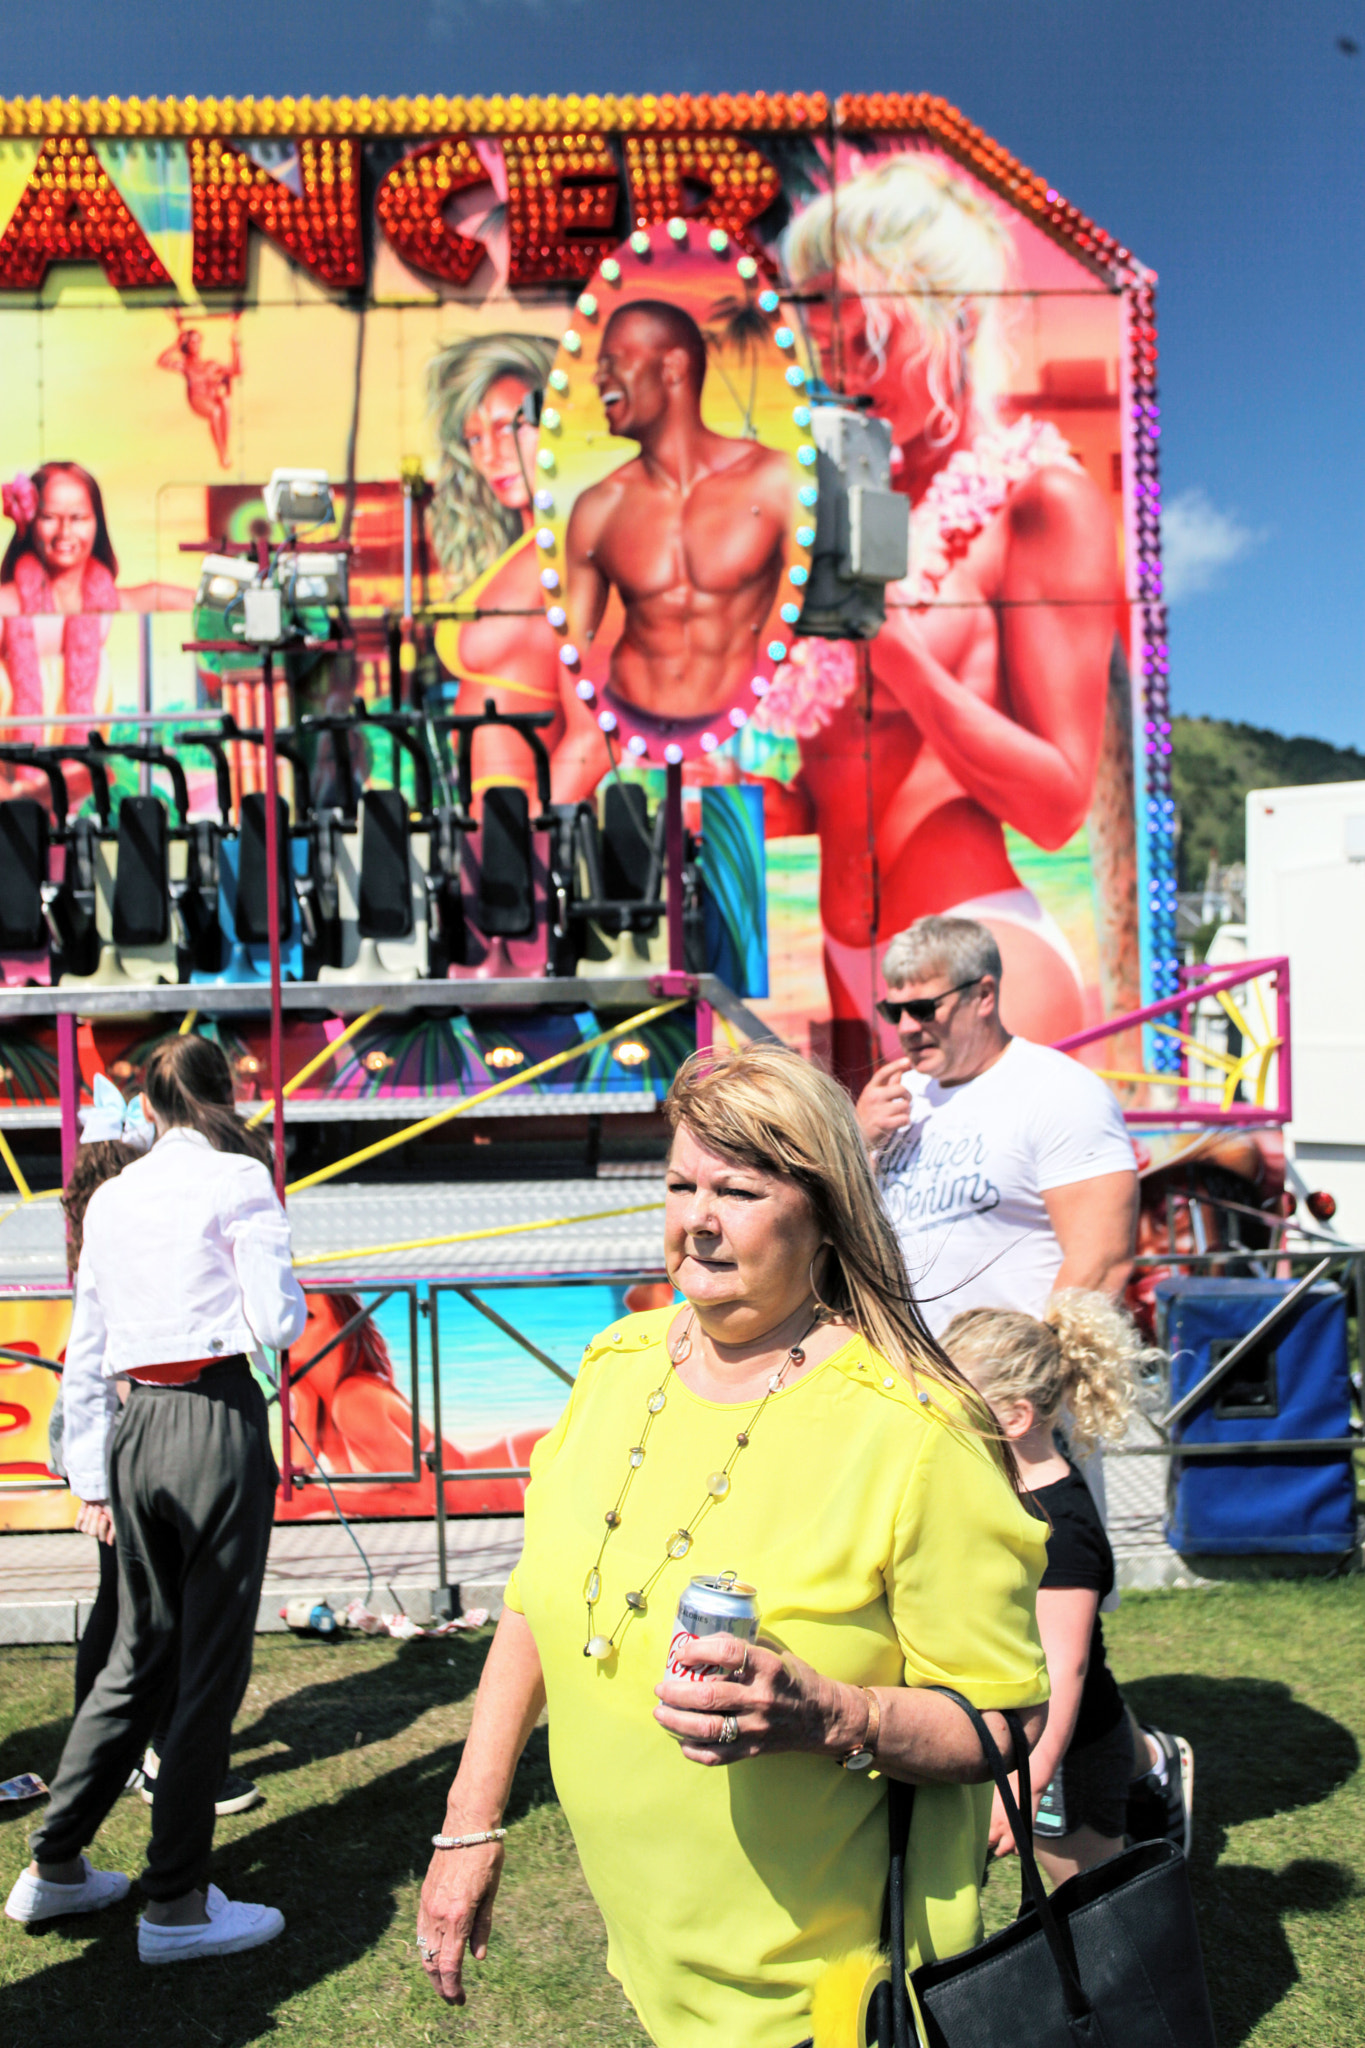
[0,1174,669,1287]
[0,973,774,1032]
[0,1090,659,1130]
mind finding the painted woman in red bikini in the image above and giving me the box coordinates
[755,156,1120,1079]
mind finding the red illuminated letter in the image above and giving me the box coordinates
[622,133,781,256]
[190,137,363,292]
[504,133,619,286]
[376,139,489,286]
[0,137,173,290]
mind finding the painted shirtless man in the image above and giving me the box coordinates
[554,300,790,795]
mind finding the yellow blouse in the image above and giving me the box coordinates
[504,1309,1048,2048]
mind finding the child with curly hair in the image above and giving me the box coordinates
[946,1293,1194,1881]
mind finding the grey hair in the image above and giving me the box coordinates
[427,332,559,595]
[882,915,1002,992]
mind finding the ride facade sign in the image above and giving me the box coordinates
[0,90,1168,1066]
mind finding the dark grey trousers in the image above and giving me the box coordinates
[31,1359,277,1900]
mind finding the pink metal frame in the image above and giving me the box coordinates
[1054,955,1292,1128]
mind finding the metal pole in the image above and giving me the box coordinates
[261,642,292,1501]
[665,758,684,974]
[137,614,154,796]
[57,1012,79,1184]
[429,1288,452,1616]
[402,483,414,623]
[1275,958,1293,1124]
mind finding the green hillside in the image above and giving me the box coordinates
[1172,715,1365,883]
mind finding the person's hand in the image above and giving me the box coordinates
[75,1499,115,1546]
[988,1786,1017,1857]
[655,1632,854,1764]
[855,1056,913,1154]
[988,1768,1045,1857]
[416,1836,505,2005]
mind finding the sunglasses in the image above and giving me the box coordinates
[875,978,981,1026]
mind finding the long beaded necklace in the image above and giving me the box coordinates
[583,1305,820,1660]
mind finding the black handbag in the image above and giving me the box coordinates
[873,1687,1218,2048]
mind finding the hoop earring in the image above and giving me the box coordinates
[923,401,960,450]
[809,1253,837,1322]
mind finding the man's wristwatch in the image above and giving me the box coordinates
[840,1686,881,1772]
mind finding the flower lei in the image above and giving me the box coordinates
[1,471,117,737]
[754,416,1082,741]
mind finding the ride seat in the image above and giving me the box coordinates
[0,797,52,984]
[60,793,188,989]
[575,783,668,980]
[318,787,430,984]
[193,791,306,984]
[447,784,550,980]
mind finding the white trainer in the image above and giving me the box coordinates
[138,1884,284,1964]
[5,1855,131,1923]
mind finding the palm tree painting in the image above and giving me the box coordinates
[704,287,772,440]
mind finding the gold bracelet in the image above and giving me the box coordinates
[840,1685,881,1772]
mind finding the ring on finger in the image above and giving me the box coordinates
[719,1713,740,1745]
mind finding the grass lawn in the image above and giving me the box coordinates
[1,1578,1362,2047]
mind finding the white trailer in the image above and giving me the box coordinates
[1245,779,1365,1238]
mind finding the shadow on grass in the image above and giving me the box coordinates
[230,1631,494,1776]
[0,1694,558,2048]
[1124,1673,1359,2046]
[0,1719,74,1796]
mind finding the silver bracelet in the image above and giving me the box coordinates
[431,1827,507,1849]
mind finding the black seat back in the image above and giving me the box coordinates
[479,786,534,938]
[237,792,293,945]
[357,788,413,941]
[0,799,49,951]
[601,782,652,900]
[111,796,169,948]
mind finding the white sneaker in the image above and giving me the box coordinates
[5,1855,131,1923]
[138,1884,284,1964]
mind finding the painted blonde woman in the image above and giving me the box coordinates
[427,333,563,803]
[756,155,1121,1074]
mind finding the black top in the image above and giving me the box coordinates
[1028,1464,1126,1749]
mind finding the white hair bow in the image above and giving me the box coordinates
[78,1073,154,1152]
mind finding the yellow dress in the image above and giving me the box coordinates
[504,1309,1049,2048]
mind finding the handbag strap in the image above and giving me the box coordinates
[927,1688,1094,2025]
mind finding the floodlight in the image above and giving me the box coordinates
[264,467,334,528]
[277,550,349,608]
[195,553,258,612]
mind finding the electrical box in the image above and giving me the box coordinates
[242,585,285,646]
[796,406,910,640]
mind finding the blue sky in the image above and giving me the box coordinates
[4,0,1361,745]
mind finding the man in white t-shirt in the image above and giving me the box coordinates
[856,916,1138,1340]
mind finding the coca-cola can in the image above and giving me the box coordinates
[664,1573,760,1697]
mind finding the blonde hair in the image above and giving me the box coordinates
[427,332,558,593]
[666,1043,992,1419]
[944,1292,1150,1456]
[782,153,1015,421]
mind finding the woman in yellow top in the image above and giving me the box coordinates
[417,1043,1049,2048]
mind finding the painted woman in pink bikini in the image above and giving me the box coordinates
[758,156,1119,1077]
[0,462,190,749]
